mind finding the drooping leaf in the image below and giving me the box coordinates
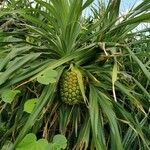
[112,59,118,102]
[89,85,106,150]
[0,53,41,85]
[127,47,150,81]
[98,91,123,150]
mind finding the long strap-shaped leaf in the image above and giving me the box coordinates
[0,53,41,85]
[0,45,33,71]
[106,0,121,22]
[113,102,150,149]
[89,85,107,150]
[126,47,150,81]
[73,115,90,150]
[98,90,123,150]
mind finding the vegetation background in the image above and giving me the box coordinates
[0,0,150,150]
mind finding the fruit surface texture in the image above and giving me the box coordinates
[60,70,82,105]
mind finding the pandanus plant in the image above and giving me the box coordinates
[0,0,150,149]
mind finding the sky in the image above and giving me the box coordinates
[84,0,149,30]
[92,0,143,13]
[119,0,149,30]
[84,0,143,16]
[119,0,142,12]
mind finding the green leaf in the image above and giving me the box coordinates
[112,60,118,85]
[112,60,118,102]
[16,133,37,150]
[127,47,150,81]
[37,69,58,85]
[72,64,87,103]
[82,0,94,10]
[0,36,23,43]
[75,116,90,150]
[52,134,67,149]
[0,53,41,85]
[16,134,49,150]
[16,133,65,150]
[14,67,64,147]
[48,143,53,150]
[36,139,49,150]
[24,99,38,114]
[1,141,14,150]
[1,89,20,104]
[0,45,32,71]
[98,90,123,150]
[89,85,106,150]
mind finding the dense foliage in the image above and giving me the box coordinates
[0,0,150,149]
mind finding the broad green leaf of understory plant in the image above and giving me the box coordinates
[16,133,37,149]
[14,67,64,147]
[16,133,48,150]
[37,69,58,85]
[49,134,67,150]
[16,133,67,150]
[1,89,20,104]
[24,98,38,114]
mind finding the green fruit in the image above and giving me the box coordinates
[60,70,83,105]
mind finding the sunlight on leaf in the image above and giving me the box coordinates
[1,89,20,104]
[37,69,58,85]
[16,133,49,150]
[52,134,67,149]
[24,98,38,114]
[36,139,49,150]
[16,133,36,150]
